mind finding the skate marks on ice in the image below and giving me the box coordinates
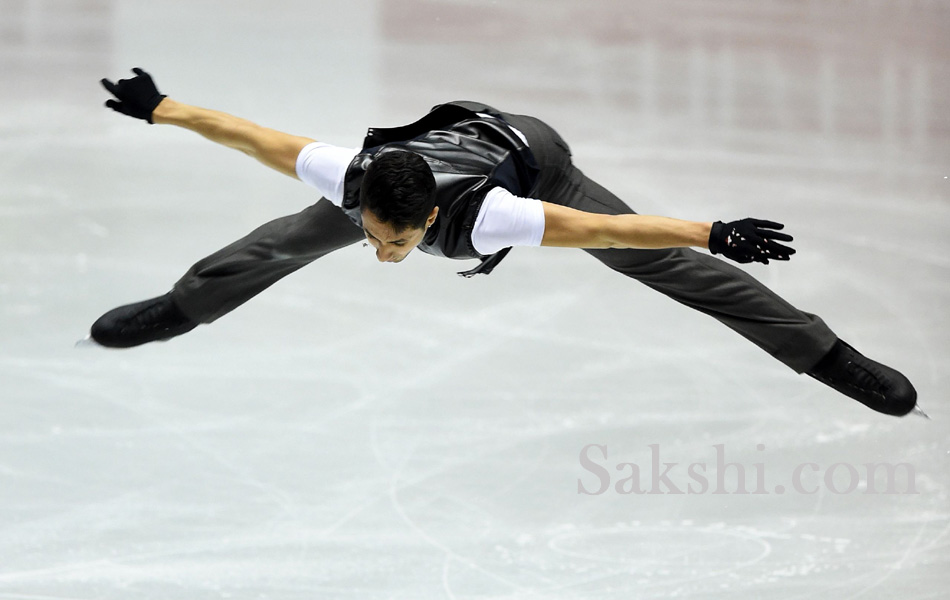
[372,417,950,599]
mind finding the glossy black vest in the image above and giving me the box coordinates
[340,101,539,276]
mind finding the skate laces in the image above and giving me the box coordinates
[844,355,890,397]
[124,297,184,333]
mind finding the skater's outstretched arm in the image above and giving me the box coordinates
[101,68,314,178]
[540,202,795,264]
[151,99,314,178]
[540,202,711,249]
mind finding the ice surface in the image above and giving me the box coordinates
[1,1,948,598]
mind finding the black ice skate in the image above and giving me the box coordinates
[89,292,197,348]
[807,339,918,417]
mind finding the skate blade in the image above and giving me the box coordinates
[74,334,101,348]
[911,405,930,420]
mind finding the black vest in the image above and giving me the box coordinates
[340,101,539,277]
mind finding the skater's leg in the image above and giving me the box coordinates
[173,198,363,323]
[578,185,916,414]
[503,111,836,372]
[500,111,915,414]
[91,198,364,347]
[575,174,838,374]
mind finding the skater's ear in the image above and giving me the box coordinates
[425,206,439,229]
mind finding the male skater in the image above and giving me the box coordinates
[89,68,919,417]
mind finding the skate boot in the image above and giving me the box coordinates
[807,339,917,416]
[90,292,197,348]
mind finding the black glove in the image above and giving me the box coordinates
[708,218,795,265]
[100,67,166,124]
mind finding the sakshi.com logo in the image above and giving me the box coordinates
[577,444,919,496]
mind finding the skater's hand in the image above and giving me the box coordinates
[708,218,795,265]
[101,68,167,124]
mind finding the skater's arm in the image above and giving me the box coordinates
[152,98,315,179]
[539,202,711,249]
[101,68,313,178]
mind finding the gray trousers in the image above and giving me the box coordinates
[171,112,838,373]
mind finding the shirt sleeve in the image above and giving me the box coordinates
[294,142,360,207]
[471,187,546,256]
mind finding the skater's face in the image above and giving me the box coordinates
[361,207,439,263]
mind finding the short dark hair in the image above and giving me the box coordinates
[360,150,436,231]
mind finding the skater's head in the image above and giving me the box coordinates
[360,149,439,263]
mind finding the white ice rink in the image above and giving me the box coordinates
[1,1,948,598]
